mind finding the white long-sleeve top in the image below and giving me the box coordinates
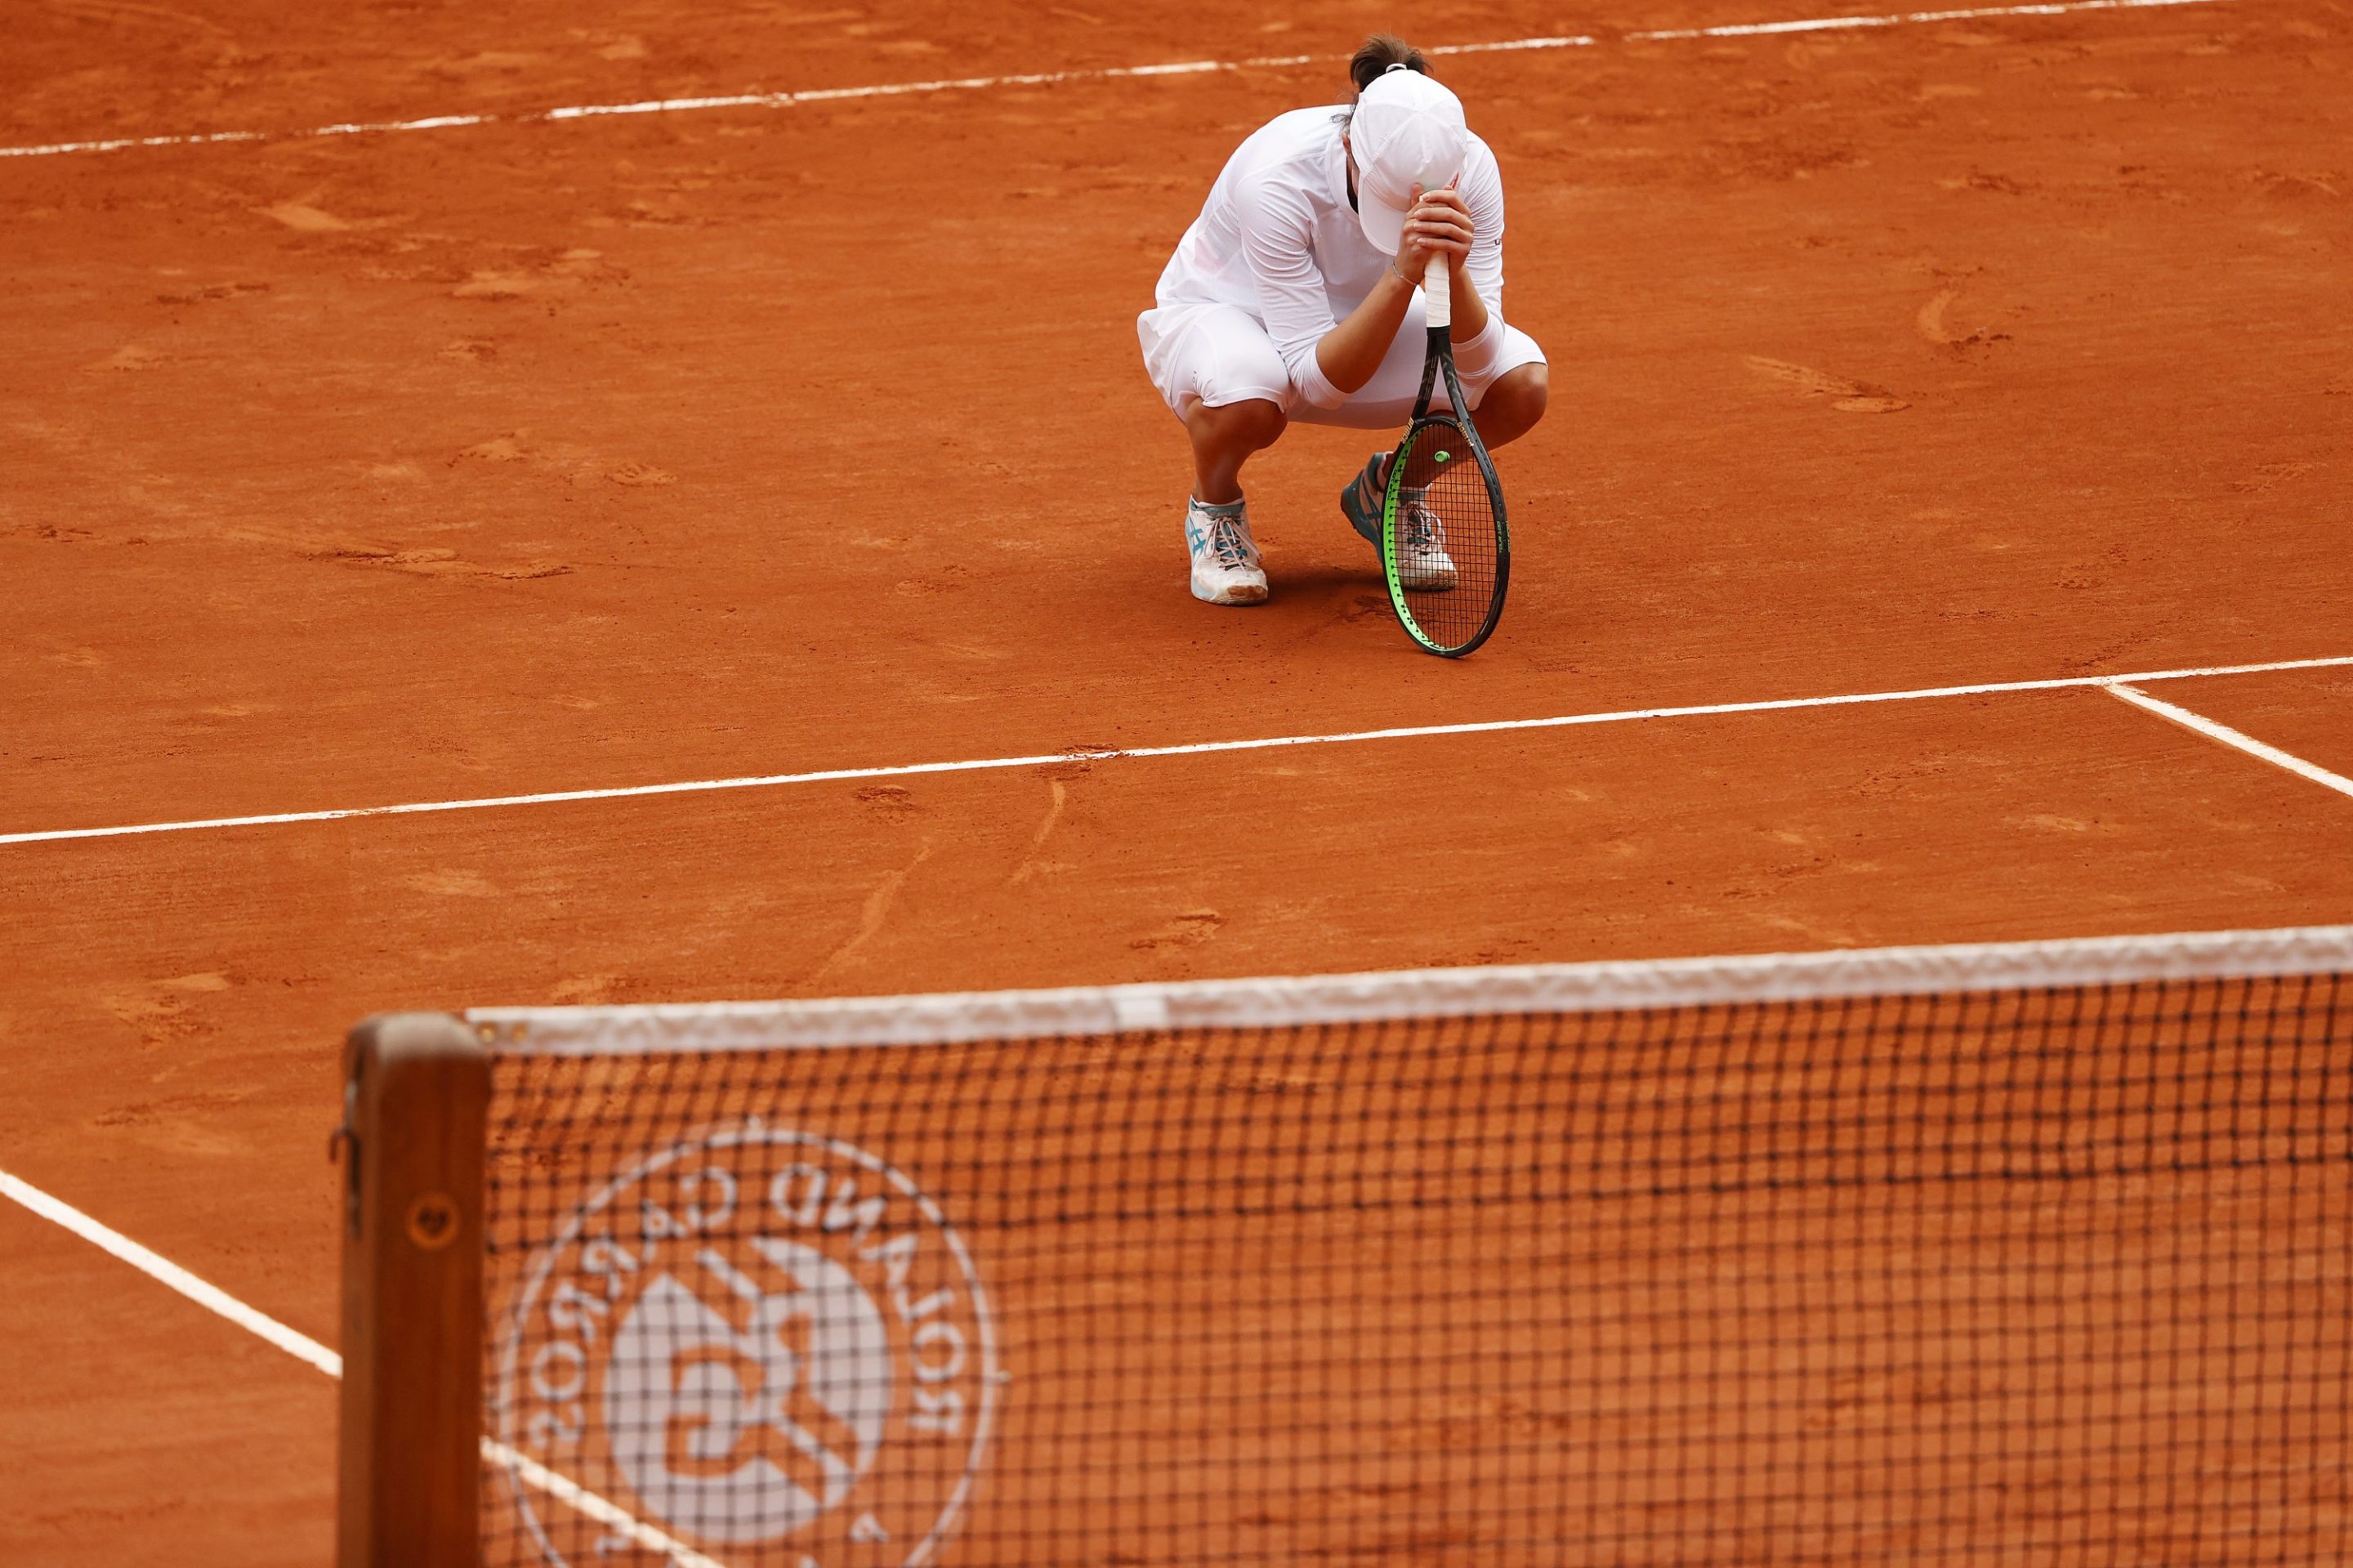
[1152,105,1511,411]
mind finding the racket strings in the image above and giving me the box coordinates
[1391,416,1502,651]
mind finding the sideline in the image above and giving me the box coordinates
[0,0,2232,160]
[5,653,2349,848]
[0,1166,341,1375]
[0,1165,726,1568]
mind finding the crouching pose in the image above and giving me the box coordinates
[1136,34,1548,605]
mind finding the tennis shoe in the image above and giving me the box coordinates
[1395,496,1458,592]
[1341,452,1388,547]
[1185,498,1268,606]
[1341,453,1457,591]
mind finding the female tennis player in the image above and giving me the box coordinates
[1137,36,1548,605]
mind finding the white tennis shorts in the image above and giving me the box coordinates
[1136,300,1545,431]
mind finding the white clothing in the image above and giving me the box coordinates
[1138,299,1545,431]
[1136,105,1540,425]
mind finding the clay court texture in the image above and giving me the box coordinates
[1,0,2349,1560]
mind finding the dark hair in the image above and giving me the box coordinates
[1346,34,1431,102]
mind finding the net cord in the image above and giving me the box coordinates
[469,924,2353,1055]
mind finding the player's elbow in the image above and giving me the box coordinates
[1310,337,1378,397]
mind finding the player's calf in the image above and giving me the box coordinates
[1185,397,1287,505]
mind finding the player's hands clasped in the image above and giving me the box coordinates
[1394,181,1473,280]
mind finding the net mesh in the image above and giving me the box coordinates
[476,945,2352,1568]
[1390,413,1502,652]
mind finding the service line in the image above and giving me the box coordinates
[0,0,2230,160]
[2106,684,2353,802]
[4,653,2347,850]
[0,1165,727,1568]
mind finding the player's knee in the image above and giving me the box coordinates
[1487,364,1548,429]
[1199,396,1288,452]
[1235,396,1289,448]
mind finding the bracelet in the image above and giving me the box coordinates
[1390,257,1414,288]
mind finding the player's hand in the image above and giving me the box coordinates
[1395,182,1473,281]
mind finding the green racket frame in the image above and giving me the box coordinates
[1381,251,1511,659]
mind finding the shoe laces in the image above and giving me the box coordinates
[1402,497,1447,554]
[1203,513,1255,571]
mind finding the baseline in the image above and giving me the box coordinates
[4,653,2349,850]
[0,0,2232,161]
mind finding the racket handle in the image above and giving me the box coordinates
[1423,252,1450,331]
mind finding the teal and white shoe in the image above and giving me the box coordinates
[1341,452,1457,591]
[1184,497,1268,605]
[1340,452,1387,547]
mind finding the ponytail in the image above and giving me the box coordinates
[1346,34,1431,104]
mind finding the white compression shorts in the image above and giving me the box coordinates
[1136,300,1546,431]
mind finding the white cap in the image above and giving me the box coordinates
[1347,65,1468,254]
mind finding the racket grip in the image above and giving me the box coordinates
[1423,252,1450,331]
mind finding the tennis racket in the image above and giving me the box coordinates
[1381,248,1509,658]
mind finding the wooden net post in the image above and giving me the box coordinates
[336,1013,489,1567]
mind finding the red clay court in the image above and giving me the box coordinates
[1,0,2349,1562]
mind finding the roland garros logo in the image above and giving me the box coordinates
[496,1124,998,1567]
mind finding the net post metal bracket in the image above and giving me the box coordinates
[336,1012,489,1568]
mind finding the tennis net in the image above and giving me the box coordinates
[337,926,2353,1567]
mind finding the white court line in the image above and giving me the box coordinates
[492,1441,726,1568]
[1626,0,2221,38]
[0,0,2228,160]
[5,654,2349,850]
[2106,684,2353,802]
[0,1165,726,1568]
[0,1166,342,1376]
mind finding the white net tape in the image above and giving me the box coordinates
[471,924,2353,1055]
